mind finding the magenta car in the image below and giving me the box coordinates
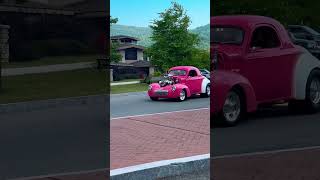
[148,66,210,101]
[211,15,320,126]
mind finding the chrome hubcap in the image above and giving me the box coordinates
[206,85,210,96]
[223,91,241,122]
[180,91,186,101]
[310,78,320,104]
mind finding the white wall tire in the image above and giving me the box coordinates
[200,84,210,97]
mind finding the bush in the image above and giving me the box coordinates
[153,71,162,77]
[113,73,140,81]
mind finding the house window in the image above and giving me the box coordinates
[125,48,137,60]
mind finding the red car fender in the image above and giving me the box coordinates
[211,70,257,114]
[175,84,191,97]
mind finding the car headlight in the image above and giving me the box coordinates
[172,85,176,92]
[148,85,153,91]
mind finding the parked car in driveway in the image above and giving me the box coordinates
[148,66,210,101]
[287,25,320,58]
[211,15,320,126]
[200,69,211,79]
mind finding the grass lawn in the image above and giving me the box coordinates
[0,68,108,104]
[1,54,102,68]
[111,83,148,94]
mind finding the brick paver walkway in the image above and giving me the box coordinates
[111,109,210,169]
[212,147,320,180]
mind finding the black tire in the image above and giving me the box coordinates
[150,97,159,101]
[200,84,210,98]
[177,89,187,102]
[215,88,244,126]
[304,69,320,113]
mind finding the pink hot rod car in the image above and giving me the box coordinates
[148,66,210,101]
[211,15,320,126]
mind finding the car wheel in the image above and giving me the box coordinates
[218,89,242,126]
[305,70,320,113]
[150,97,159,101]
[200,84,210,97]
[177,89,187,102]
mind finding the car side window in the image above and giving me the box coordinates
[250,26,281,49]
[188,70,197,77]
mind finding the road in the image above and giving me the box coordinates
[212,105,320,156]
[110,92,210,118]
[0,99,108,179]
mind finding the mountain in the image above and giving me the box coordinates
[110,24,209,49]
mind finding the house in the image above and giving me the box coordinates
[111,35,147,63]
[110,35,154,81]
[0,0,107,62]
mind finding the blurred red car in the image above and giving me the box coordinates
[211,15,320,126]
[148,66,210,101]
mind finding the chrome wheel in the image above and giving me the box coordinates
[206,85,210,96]
[309,78,320,104]
[223,91,241,123]
[179,90,186,101]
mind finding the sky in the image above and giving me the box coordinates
[110,0,210,29]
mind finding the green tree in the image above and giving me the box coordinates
[147,2,200,71]
[110,16,122,63]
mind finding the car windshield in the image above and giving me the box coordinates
[168,69,187,76]
[211,26,244,45]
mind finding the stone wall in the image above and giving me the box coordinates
[0,24,9,62]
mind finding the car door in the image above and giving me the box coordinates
[186,69,203,94]
[242,24,296,102]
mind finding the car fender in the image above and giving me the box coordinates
[211,70,257,114]
[175,84,191,97]
[293,48,320,100]
[201,77,210,93]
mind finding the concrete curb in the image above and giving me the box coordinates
[111,91,147,97]
[0,94,108,114]
[110,155,209,180]
[111,81,140,86]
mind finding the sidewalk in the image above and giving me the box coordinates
[2,62,94,76]
[111,108,210,172]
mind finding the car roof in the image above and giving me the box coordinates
[169,66,198,70]
[211,15,282,29]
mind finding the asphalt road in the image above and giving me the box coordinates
[212,105,320,156]
[0,100,108,179]
[110,92,210,118]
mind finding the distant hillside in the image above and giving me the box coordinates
[111,24,209,50]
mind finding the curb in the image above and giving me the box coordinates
[111,91,147,97]
[110,155,209,180]
[0,94,108,114]
[110,81,140,86]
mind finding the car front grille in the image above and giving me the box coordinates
[155,90,168,96]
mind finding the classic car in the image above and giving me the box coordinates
[148,66,210,101]
[200,69,211,79]
[287,25,320,58]
[211,15,320,126]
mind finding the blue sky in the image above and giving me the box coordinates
[110,0,210,29]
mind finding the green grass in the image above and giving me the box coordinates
[1,54,102,68]
[111,83,148,94]
[0,68,108,104]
